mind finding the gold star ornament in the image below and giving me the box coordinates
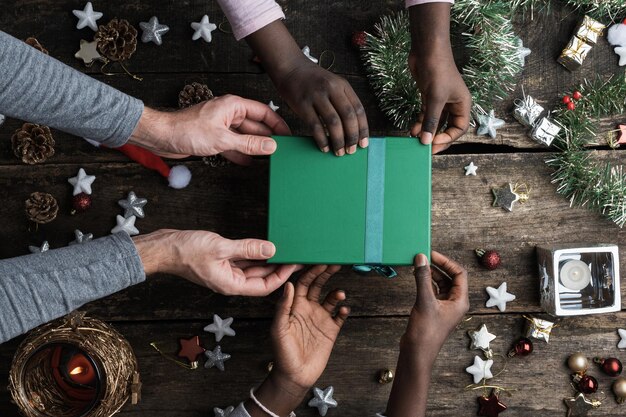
[563,393,600,417]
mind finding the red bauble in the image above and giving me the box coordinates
[573,91,582,100]
[511,337,533,357]
[579,375,598,394]
[562,95,571,104]
[567,102,576,111]
[71,193,92,213]
[596,357,623,377]
[477,390,507,417]
[475,249,501,270]
[351,31,367,48]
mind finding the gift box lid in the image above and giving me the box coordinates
[268,136,431,265]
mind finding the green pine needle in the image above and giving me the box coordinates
[549,74,626,227]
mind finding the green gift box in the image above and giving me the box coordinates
[268,136,431,265]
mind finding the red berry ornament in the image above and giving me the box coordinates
[71,192,92,213]
[578,375,598,394]
[351,31,367,48]
[508,337,533,357]
[595,357,623,377]
[573,91,582,100]
[567,102,576,111]
[475,249,501,270]
[562,95,571,104]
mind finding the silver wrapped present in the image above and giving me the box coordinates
[513,95,544,127]
[530,117,561,146]
[537,243,620,316]
[524,317,555,343]
[575,15,606,45]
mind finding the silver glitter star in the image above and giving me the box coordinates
[139,16,169,46]
[204,345,231,371]
[213,406,234,417]
[492,183,520,212]
[111,215,139,236]
[468,324,496,351]
[204,314,236,342]
[72,2,103,31]
[68,168,96,196]
[476,110,505,139]
[308,386,338,416]
[515,36,531,66]
[118,191,148,218]
[29,241,50,253]
[191,15,217,43]
[69,229,93,245]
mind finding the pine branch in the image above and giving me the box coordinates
[563,0,626,22]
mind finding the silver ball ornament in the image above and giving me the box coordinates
[613,377,626,403]
[568,352,589,373]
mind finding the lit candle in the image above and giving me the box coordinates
[66,353,96,385]
[560,259,592,291]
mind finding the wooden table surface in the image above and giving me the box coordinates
[1,1,626,416]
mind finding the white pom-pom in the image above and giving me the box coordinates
[168,165,192,189]
[608,23,626,46]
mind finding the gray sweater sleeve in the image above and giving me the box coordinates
[0,30,143,147]
[0,232,145,343]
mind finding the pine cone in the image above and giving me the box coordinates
[178,83,214,108]
[95,19,138,61]
[24,37,49,55]
[25,192,58,224]
[12,123,55,165]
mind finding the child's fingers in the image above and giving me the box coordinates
[333,306,350,327]
[321,289,346,314]
[314,100,345,156]
[304,109,331,153]
[307,265,341,302]
[431,251,468,302]
[345,89,369,148]
[275,282,295,319]
[294,265,329,298]
[329,92,359,152]
[413,253,436,305]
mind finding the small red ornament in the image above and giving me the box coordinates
[508,337,533,357]
[578,375,598,394]
[475,249,501,270]
[351,31,367,48]
[177,336,205,364]
[477,389,507,417]
[71,192,92,213]
[567,102,576,111]
[594,357,623,377]
[562,95,571,104]
[573,91,582,100]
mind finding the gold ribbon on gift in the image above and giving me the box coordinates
[576,15,606,45]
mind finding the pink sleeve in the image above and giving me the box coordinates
[405,0,454,7]
[217,0,285,41]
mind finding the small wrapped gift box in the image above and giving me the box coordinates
[575,15,606,45]
[537,244,620,316]
[530,117,561,147]
[558,36,593,71]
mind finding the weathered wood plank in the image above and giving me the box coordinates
[0,1,624,161]
[0,151,623,321]
[2,314,626,416]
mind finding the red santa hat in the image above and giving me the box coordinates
[84,139,192,189]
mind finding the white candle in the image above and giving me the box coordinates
[559,260,592,291]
